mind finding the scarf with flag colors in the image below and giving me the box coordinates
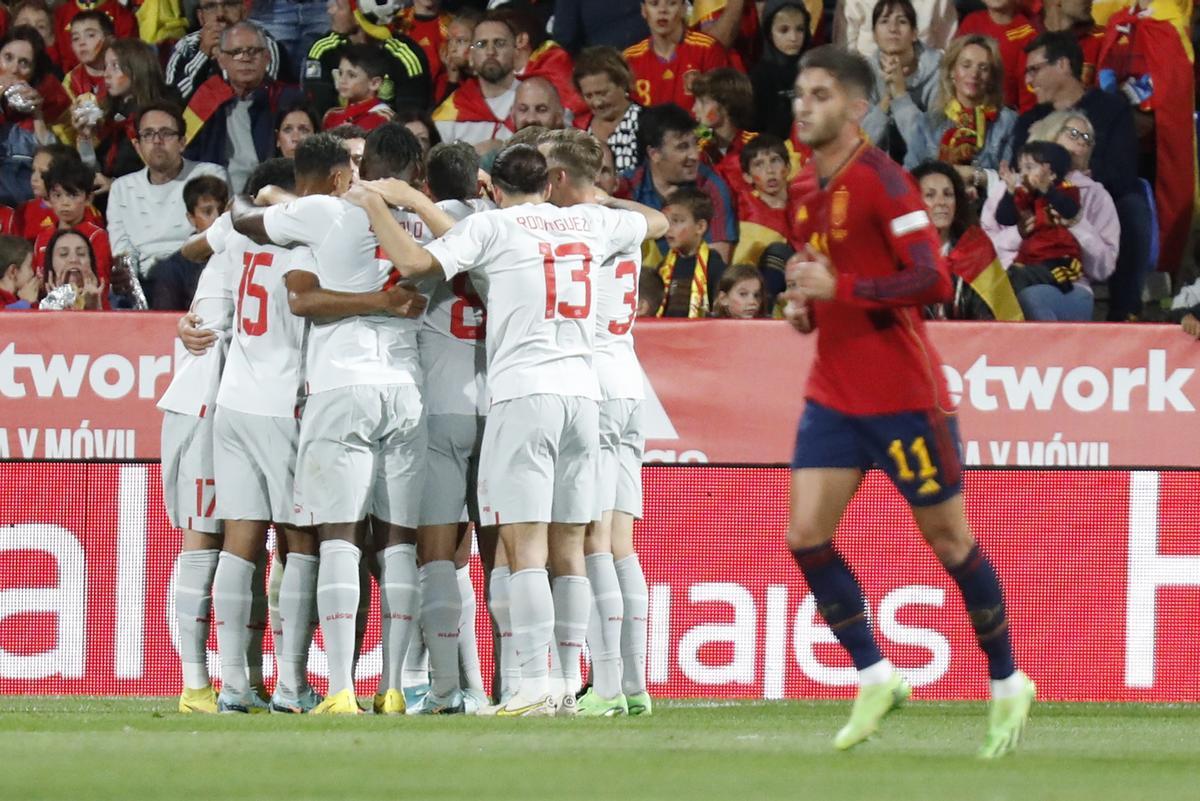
[658,241,712,318]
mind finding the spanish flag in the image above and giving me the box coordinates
[521,40,587,116]
[732,189,787,267]
[183,75,235,145]
[433,78,514,131]
[946,226,1024,321]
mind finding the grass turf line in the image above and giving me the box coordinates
[0,698,1196,801]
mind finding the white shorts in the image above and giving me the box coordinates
[478,394,599,526]
[294,384,426,528]
[420,413,484,526]
[595,399,644,519]
[213,406,301,525]
[161,411,222,534]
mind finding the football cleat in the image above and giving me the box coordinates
[463,688,490,715]
[833,672,911,750]
[373,688,406,715]
[311,688,362,715]
[493,694,557,718]
[217,688,270,714]
[555,693,578,718]
[178,685,218,714]
[625,691,653,716]
[250,682,271,704]
[576,689,628,717]
[403,683,430,712]
[270,685,323,714]
[979,671,1037,759]
[413,688,465,715]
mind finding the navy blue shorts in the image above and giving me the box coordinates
[791,400,963,507]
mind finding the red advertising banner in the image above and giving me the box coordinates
[2,315,1197,466]
[2,463,1198,701]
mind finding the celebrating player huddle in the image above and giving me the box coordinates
[158,123,665,718]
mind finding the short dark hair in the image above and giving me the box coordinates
[491,144,548,195]
[0,234,32,274]
[389,106,442,149]
[69,9,114,36]
[799,45,876,99]
[488,6,546,51]
[663,186,713,225]
[339,42,390,80]
[293,133,350,182]
[1016,140,1072,182]
[44,158,95,196]
[870,0,917,29]
[1025,31,1084,80]
[426,141,479,202]
[183,174,230,214]
[274,102,318,133]
[34,143,79,166]
[637,103,696,162]
[690,68,755,131]
[739,133,789,174]
[476,9,519,41]
[911,160,975,241]
[245,157,296,196]
[639,266,664,315]
[360,122,423,181]
[327,123,368,141]
[135,100,186,140]
[45,228,96,274]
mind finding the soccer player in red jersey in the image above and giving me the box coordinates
[623,0,730,110]
[782,45,1035,758]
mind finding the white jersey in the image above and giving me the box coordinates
[414,198,491,417]
[594,244,645,401]
[156,214,236,417]
[425,202,648,405]
[214,233,309,418]
[263,194,420,394]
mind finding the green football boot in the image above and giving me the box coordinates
[978,671,1036,759]
[832,672,911,750]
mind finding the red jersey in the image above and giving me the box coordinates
[397,9,450,82]
[0,205,16,236]
[956,11,1038,112]
[322,97,393,131]
[701,128,756,195]
[787,142,953,415]
[63,64,108,104]
[18,199,104,243]
[54,0,137,72]
[1073,24,1107,86]
[690,0,761,66]
[624,31,730,109]
[518,41,586,116]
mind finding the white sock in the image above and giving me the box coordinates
[174,549,218,690]
[419,560,461,697]
[246,553,267,689]
[456,565,485,695]
[379,543,419,694]
[266,551,284,678]
[552,575,590,696]
[212,551,255,696]
[509,568,554,702]
[548,633,564,698]
[488,566,518,698]
[858,659,895,687]
[277,553,318,696]
[317,539,361,695]
[585,553,624,699]
[402,629,429,689]
[353,562,371,679]
[615,554,649,695]
[991,671,1025,699]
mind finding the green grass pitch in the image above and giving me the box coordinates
[1,697,1196,800]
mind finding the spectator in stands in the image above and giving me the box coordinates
[596,141,619,196]
[750,0,811,140]
[167,0,282,103]
[731,134,789,267]
[433,13,519,152]
[834,0,956,56]
[397,0,451,83]
[493,5,585,116]
[434,9,480,104]
[572,46,642,175]
[512,76,565,131]
[914,160,1022,320]
[623,0,729,110]
[59,11,113,140]
[391,107,441,157]
[637,265,665,316]
[657,186,727,317]
[921,35,1016,175]
[33,157,111,285]
[321,43,394,131]
[11,2,58,73]
[303,0,430,119]
[0,105,39,208]
[1167,275,1200,337]
[553,0,648,54]
[41,229,105,310]
[0,26,68,146]
[956,0,1038,111]
[691,0,765,65]
[18,145,89,239]
[1011,31,1148,320]
[108,101,227,294]
[861,0,942,167]
[151,174,229,311]
[51,0,135,73]
[692,68,756,193]
[327,122,366,180]
[1041,0,1105,85]
[626,103,737,266]
[275,103,317,157]
[0,234,37,309]
[249,0,328,82]
[182,21,303,195]
[711,262,764,318]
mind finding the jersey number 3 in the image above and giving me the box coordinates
[540,242,592,320]
[236,251,272,336]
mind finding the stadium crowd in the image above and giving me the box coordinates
[0,0,1198,331]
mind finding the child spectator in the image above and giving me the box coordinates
[711,262,764,318]
[751,0,812,140]
[322,44,395,132]
[995,141,1085,319]
[637,266,665,317]
[51,0,136,73]
[150,174,229,311]
[40,228,105,310]
[658,186,727,317]
[63,11,111,103]
[623,0,730,110]
[0,233,37,309]
[691,68,757,193]
[19,144,102,241]
[956,0,1038,111]
[33,157,111,287]
[731,134,789,267]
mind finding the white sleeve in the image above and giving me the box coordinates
[205,213,234,254]
[263,196,337,247]
[424,214,493,281]
[284,245,317,276]
[605,207,649,256]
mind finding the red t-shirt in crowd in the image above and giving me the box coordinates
[398,9,449,82]
[322,97,393,131]
[956,11,1038,112]
[19,199,104,243]
[624,31,730,110]
[34,220,112,285]
[787,141,953,416]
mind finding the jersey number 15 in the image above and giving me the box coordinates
[236,251,273,337]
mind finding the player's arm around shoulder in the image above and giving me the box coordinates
[593,190,669,241]
[284,268,427,322]
[343,183,444,280]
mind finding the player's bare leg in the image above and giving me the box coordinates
[373,517,419,714]
[272,525,321,713]
[580,513,628,716]
[548,522,590,716]
[414,522,465,713]
[211,520,270,713]
[311,520,369,714]
[788,468,909,749]
[454,525,488,710]
[176,529,222,713]
[487,539,519,705]
[912,496,1035,758]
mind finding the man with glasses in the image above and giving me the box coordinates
[183,21,304,196]
[106,101,228,298]
[432,13,520,153]
[166,0,283,102]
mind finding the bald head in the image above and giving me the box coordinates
[513,77,565,131]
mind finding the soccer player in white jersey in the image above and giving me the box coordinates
[538,128,650,717]
[232,126,435,715]
[347,144,668,716]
